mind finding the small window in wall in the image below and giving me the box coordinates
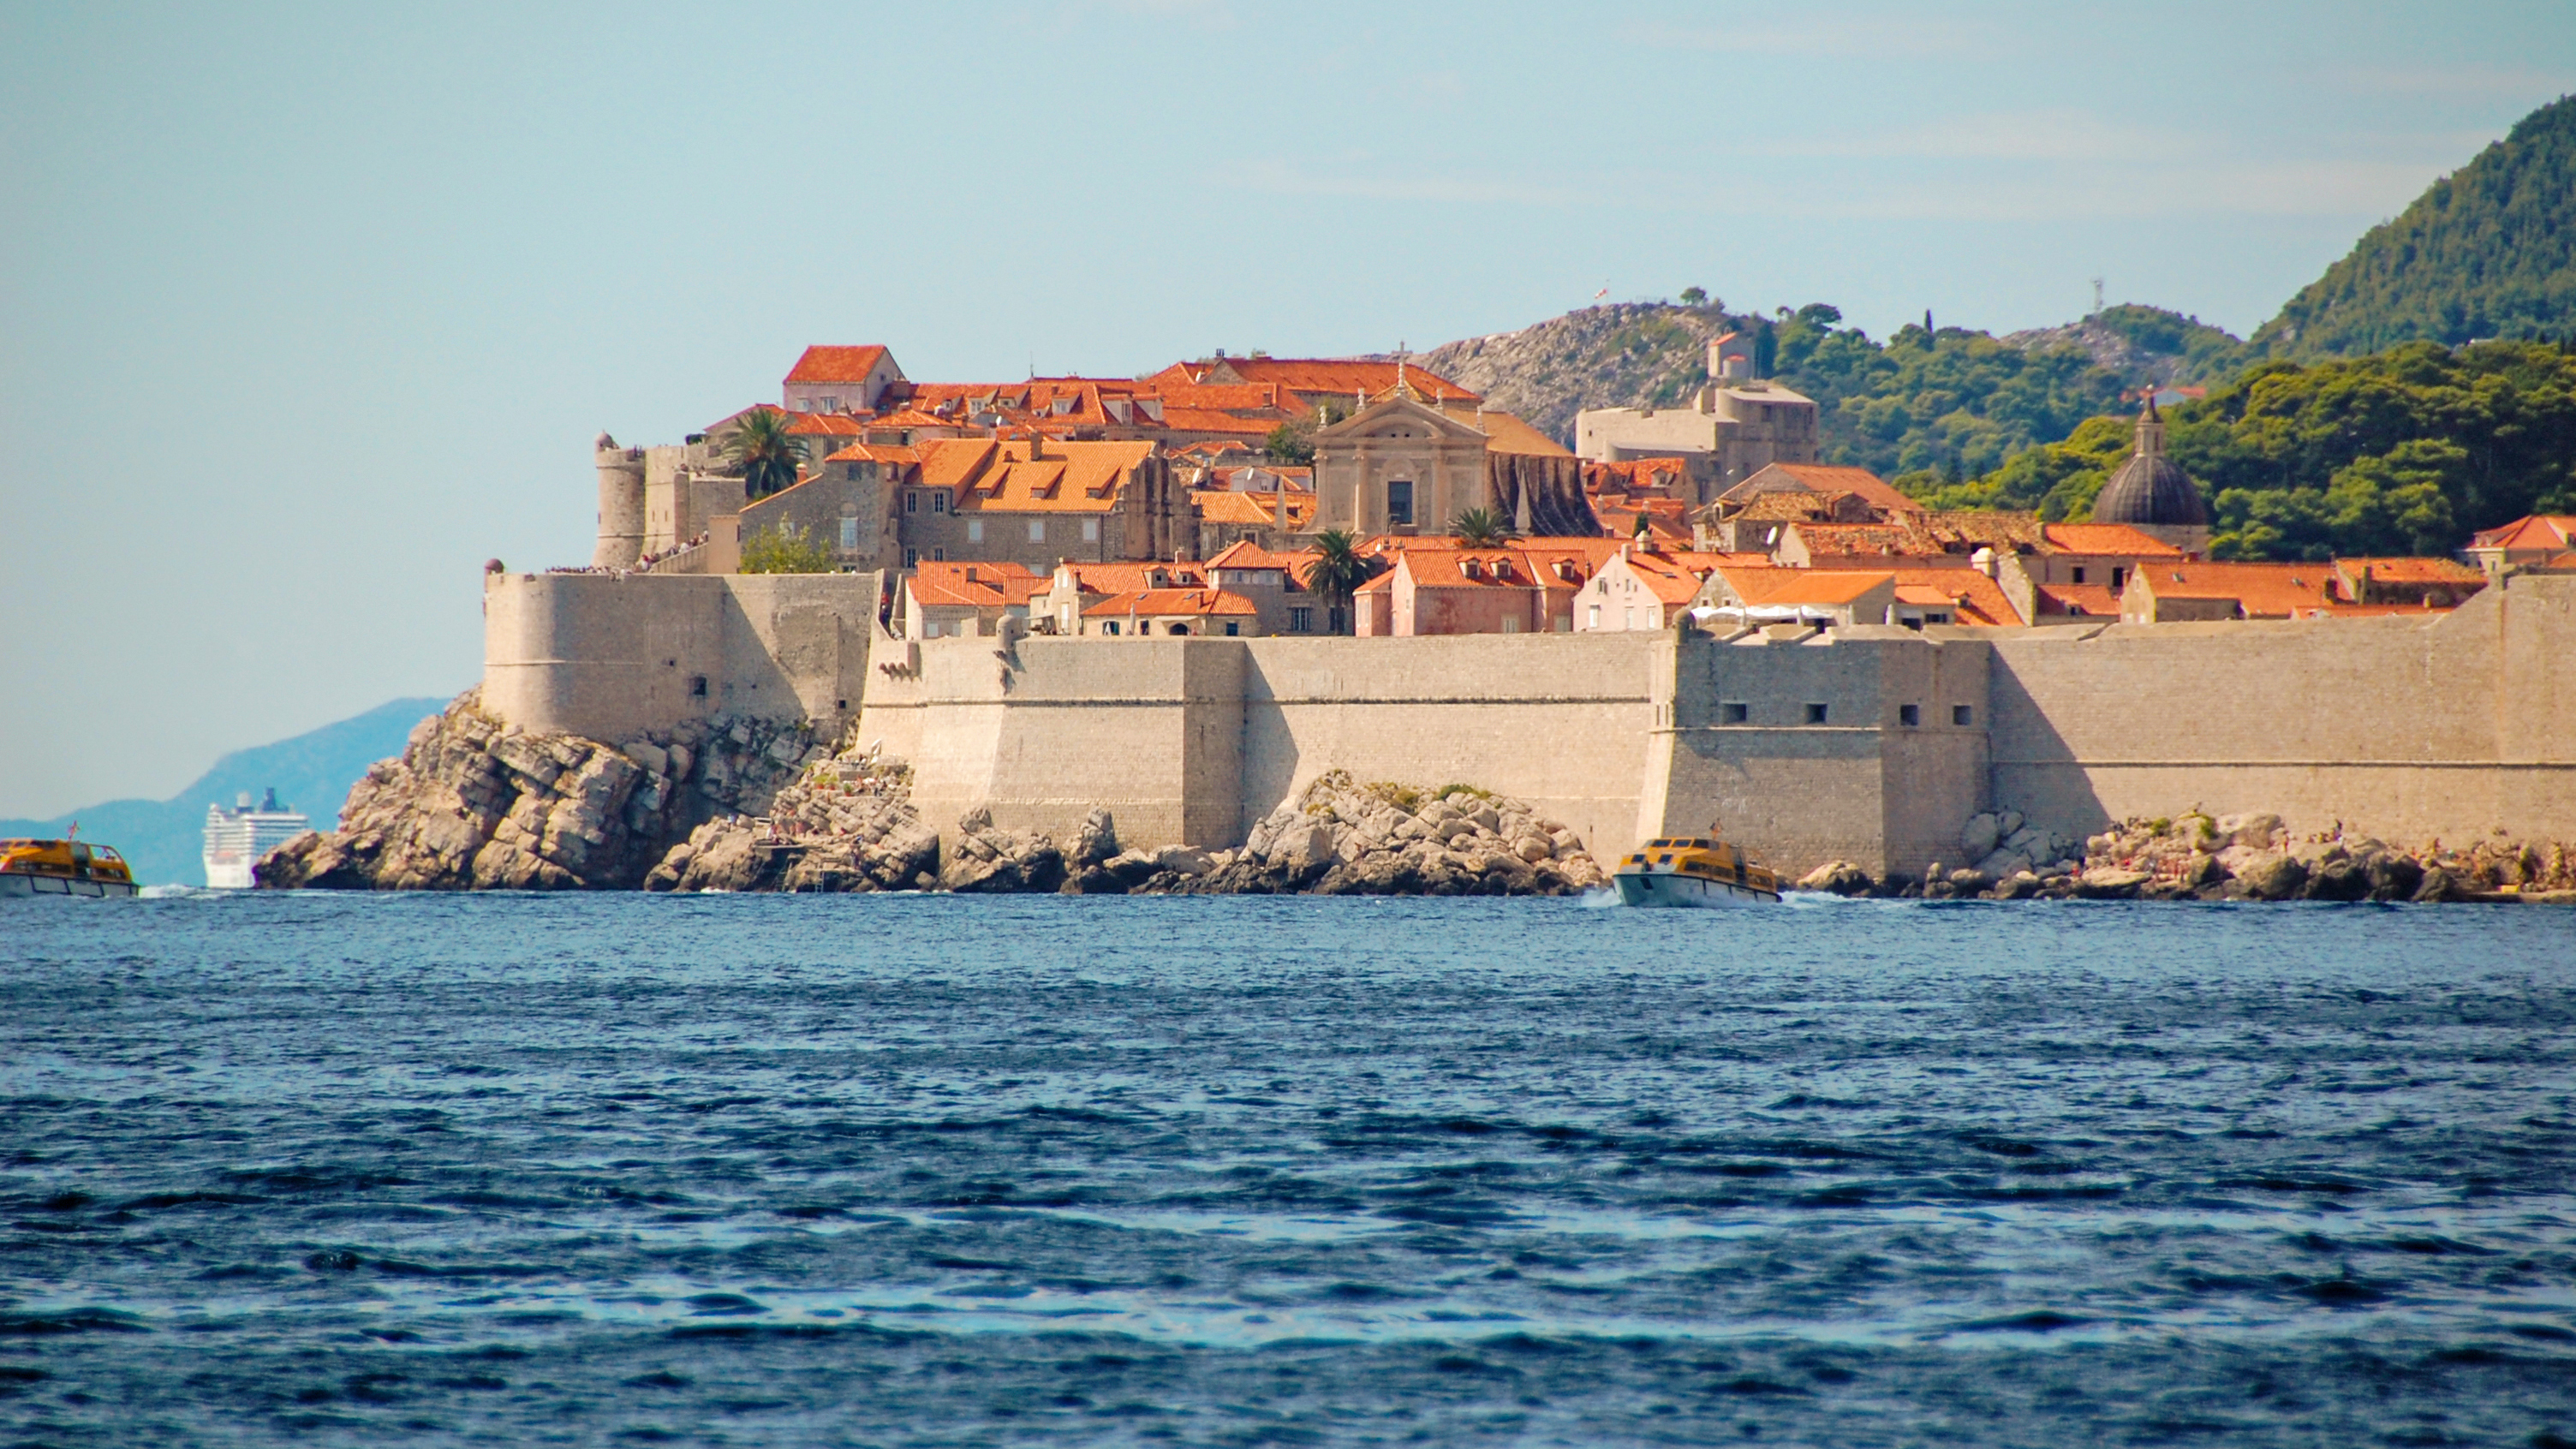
[2110,566,2127,590]
[966,519,984,543]
[1588,604,1601,629]
[1804,702,1829,724]
[1953,704,1974,726]
[906,492,920,515]
[1554,615,1571,632]
[1500,617,1521,634]
[931,547,945,562]
[840,516,859,550]
[2071,565,2087,585]
[1386,480,1414,527]
[931,492,948,515]
[1082,519,1100,542]
[921,620,938,639]
[1105,621,1120,636]
[1899,704,1920,726]
[689,676,707,698]
[1224,622,1240,636]
[1029,519,1046,543]
[1722,701,1749,724]
[903,546,918,567]
[1288,606,1313,632]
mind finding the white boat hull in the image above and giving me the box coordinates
[1613,870,1779,908]
[1,873,139,899]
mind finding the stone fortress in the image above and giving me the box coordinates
[480,334,2576,879]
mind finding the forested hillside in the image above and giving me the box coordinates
[1417,301,2132,480]
[2251,93,2576,359]
[1916,341,2576,559]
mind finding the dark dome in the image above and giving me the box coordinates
[2093,453,2207,527]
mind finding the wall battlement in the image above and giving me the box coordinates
[477,570,2576,873]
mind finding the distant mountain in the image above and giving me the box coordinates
[2002,305,2247,388]
[1416,304,1741,444]
[2252,93,2576,360]
[0,696,447,887]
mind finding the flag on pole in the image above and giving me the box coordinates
[1593,282,1609,301]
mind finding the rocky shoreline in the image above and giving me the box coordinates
[257,697,1609,897]
[1797,808,2576,904]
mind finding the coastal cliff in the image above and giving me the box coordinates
[256,689,838,891]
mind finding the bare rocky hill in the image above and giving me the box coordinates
[1415,304,1736,444]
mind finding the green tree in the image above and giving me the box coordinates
[1304,529,1379,634]
[724,408,806,501]
[1939,337,2576,558]
[738,521,838,574]
[1449,506,1512,547]
[1679,286,1708,307]
[1262,422,1314,466]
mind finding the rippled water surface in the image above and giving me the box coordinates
[3,891,2574,1446]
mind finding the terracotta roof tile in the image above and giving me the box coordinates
[785,345,892,384]
[907,560,1049,609]
[2041,522,2185,556]
[1083,587,1259,617]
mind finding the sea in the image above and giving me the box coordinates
[3,891,2573,1448]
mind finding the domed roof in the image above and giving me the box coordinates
[2090,397,2206,528]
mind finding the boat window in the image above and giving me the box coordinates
[1656,853,1673,863]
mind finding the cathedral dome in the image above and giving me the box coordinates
[2090,398,2206,528]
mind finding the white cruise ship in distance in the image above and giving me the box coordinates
[203,789,310,889]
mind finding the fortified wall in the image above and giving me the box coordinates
[475,569,2576,874]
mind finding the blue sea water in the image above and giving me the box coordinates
[2,891,2573,1447]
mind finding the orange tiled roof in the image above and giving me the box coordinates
[2333,556,2484,584]
[786,414,865,436]
[1432,402,1569,457]
[2467,514,2576,551]
[1152,407,1276,436]
[1712,566,1892,607]
[1744,464,1924,516]
[1193,490,1316,528]
[1213,357,1480,404]
[2135,562,2335,617]
[1204,540,1316,574]
[785,345,892,384]
[822,442,922,467]
[1882,566,2021,626]
[1060,561,1209,594]
[907,560,1049,609]
[1083,587,1258,618]
[2035,581,2123,617]
[914,438,1155,514]
[1785,522,1948,557]
[2041,522,2185,557]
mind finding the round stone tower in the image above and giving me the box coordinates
[592,432,647,569]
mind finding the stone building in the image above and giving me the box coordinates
[782,345,906,414]
[889,437,1185,569]
[1310,394,1498,536]
[1573,338,1823,503]
[2091,397,2210,555]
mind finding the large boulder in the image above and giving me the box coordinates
[1795,860,1875,896]
[2234,852,2309,902]
[1958,814,2001,864]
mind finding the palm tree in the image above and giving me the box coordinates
[1304,528,1378,635]
[1450,506,1513,548]
[724,408,805,501]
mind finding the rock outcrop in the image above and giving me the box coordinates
[647,752,938,893]
[1783,805,2576,903]
[256,689,835,890]
[1130,772,1607,897]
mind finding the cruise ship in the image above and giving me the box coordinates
[203,789,310,889]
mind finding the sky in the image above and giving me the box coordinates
[3,0,2573,818]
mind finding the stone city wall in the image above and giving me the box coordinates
[1986,573,2576,850]
[475,570,2576,878]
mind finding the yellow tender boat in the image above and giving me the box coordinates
[1,838,140,898]
[1613,835,1780,908]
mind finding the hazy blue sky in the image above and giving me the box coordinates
[4,1,2572,817]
